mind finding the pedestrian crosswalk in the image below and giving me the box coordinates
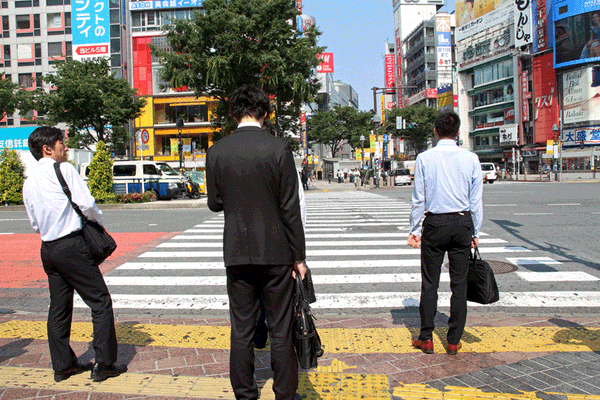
[75,191,600,312]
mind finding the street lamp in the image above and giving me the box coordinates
[372,115,381,188]
[176,117,184,173]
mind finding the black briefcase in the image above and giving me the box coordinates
[467,246,500,304]
[292,273,323,369]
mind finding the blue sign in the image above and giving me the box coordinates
[73,0,110,46]
[382,134,389,143]
[129,0,203,10]
[554,0,600,69]
[0,127,37,151]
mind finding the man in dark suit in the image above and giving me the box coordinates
[206,85,306,400]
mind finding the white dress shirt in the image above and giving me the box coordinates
[409,139,483,237]
[23,158,103,242]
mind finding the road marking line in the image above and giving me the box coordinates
[514,212,554,215]
[0,219,30,221]
[117,259,422,270]
[138,246,529,258]
[506,257,562,265]
[70,290,600,311]
[0,233,14,235]
[104,273,442,286]
[485,204,517,207]
[3,321,600,353]
[516,271,600,282]
[548,203,581,206]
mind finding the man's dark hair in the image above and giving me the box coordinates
[465,0,474,4]
[435,110,461,139]
[229,85,271,122]
[28,126,64,161]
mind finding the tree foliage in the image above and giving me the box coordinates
[306,106,372,157]
[21,59,146,152]
[384,104,438,154]
[87,141,114,202]
[153,0,324,140]
[0,74,19,120]
[0,148,25,205]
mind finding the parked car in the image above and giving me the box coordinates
[481,162,498,183]
[393,169,412,186]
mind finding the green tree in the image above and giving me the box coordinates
[87,141,114,202]
[384,104,438,154]
[153,0,324,140]
[0,74,19,120]
[307,106,372,157]
[0,148,25,205]
[22,59,146,152]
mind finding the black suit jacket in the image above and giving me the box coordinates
[206,126,306,267]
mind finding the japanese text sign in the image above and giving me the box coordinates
[73,0,110,61]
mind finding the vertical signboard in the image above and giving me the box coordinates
[562,66,600,125]
[436,15,452,68]
[533,53,558,143]
[316,53,334,73]
[521,70,530,122]
[73,0,110,61]
[395,29,404,108]
[514,0,533,48]
[385,54,395,93]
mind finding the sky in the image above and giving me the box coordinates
[306,0,455,111]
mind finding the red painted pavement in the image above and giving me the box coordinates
[0,232,172,289]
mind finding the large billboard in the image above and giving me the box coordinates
[562,66,600,125]
[436,15,452,68]
[316,53,334,73]
[455,0,514,41]
[385,54,395,92]
[129,0,203,10]
[73,0,110,61]
[533,53,558,143]
[554,0,600,69]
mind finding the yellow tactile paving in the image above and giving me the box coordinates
[392,383,600,400]
[0,366,388,399]
[1,321,599,353]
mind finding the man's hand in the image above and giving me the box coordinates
[292,260,307,280]
[407,234,421,249]
[471,237,479,249]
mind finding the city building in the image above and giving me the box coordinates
[128,0,217,170]
[0,0,128,169]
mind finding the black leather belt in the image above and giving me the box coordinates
[425,211,470,216]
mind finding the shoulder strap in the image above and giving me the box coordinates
[53,162,86,220]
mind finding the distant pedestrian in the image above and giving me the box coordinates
[337,170,342,183]
[301,170,309,191]
[22,126,126,383]
[206,85,306,400]
[328,170,332,184]
[407,111,483,356]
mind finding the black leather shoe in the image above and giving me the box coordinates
[54,361,93,382]
[90,363,127,382]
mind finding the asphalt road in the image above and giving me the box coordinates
[1,180,599,317]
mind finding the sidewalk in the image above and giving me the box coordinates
[1,311,600,399]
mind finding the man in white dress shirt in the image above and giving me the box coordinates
[23,127,126,382]
[407,111,483,355]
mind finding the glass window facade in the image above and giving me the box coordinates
[473,59,512,87]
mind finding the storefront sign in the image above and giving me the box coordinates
[129,0,203,10]
[514,0,533,48]
[73,0,110,61]
[395,30,404,109]
[426,88,437,99]
[500,124,519,147]
[407,90,427,106]
[316,53,334,73]
[385,54,395,91]
[458,28,512,69]
[505,107,515,121]
[0,127,35,150]
[562,127,600,146]
[521,70,530,122]
[533,53,558,144]
[562,66,600,125]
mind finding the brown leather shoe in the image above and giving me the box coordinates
[412,337,434,354]
[446,342,462,355]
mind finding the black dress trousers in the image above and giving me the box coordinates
[419,213,474,345]
[40,232,118,371]
[226,264,297,400]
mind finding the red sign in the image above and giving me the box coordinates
[505,108,515,121]
[395,31,404,109]
[533,53,559,143]
[75,44,109,56]
[300,112,306,125]
[296,0,302,13]
[426,88,437,99]
[316,53,334,73]
[521,70,529,122]
[385,54,395,90]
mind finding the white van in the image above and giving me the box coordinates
[80,161,184,200]
[481,162,498,183]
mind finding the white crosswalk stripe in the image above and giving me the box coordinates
[75,191,600,311]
